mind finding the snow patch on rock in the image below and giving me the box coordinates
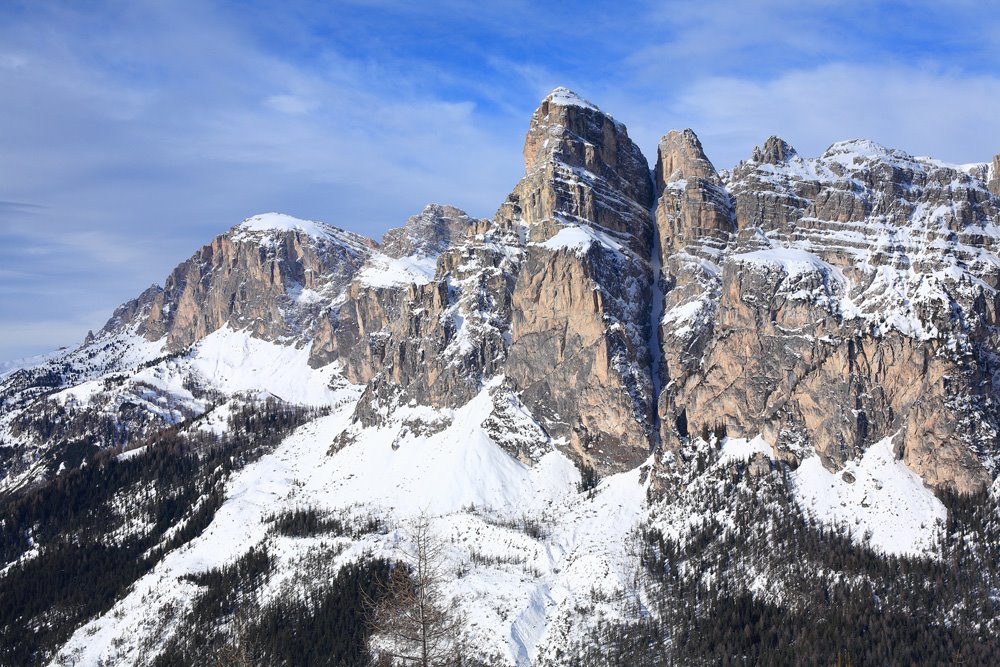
[357,252,438,288]
[537,223,623,256]
[545,87,601,113]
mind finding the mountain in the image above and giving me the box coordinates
[1,88,999,666]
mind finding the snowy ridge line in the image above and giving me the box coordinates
[231,212,373,255]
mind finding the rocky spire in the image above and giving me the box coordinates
[655,128,720,189]
[653,128,734,256]
[379,204,473,259]
[752,136,798,164]
[498,88,659,473]
[508,87,654,253]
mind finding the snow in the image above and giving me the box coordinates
[117,445,148,461]
[184,327,343,405]
[732,247,843,282]
[194,400,237,436]
[545,87,601,113]
[791,435,946,557]
[647,211,665,423]
[662,299,704,327]
[357,252,438,288]
[719,435,774,465]
[286,283,323,305]
[53,378,105,405]
[45,327,345,419]
[50,382,652,667]
[33,332,964,665]
[50,404,360,667]
[312,388,579,517]
[0,348,69,380]
[732,135,1000,346]
[230,212,371,255]
[823,138,897,163]
[537,223,623,256]
[233,212,334,239]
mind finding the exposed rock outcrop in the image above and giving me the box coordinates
[655,134,1000,493]
[379,204,473,258]
[316,89,659,473]
[990,154,1000,196]
[654,129,734,255]
[105,213,374,351]
[514,87,654,252]
[502,89,657,473]
[7,88,1000,498]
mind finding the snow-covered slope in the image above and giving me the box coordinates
[792,435,946,556]
[50,383,651,666]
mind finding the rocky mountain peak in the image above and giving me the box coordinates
[379,203,474,259]
[544,86,603,112]
[817,138,924,173]
[521,88,652,209]
[502,87,653,259]
[96,213,375,352]
[655,128,719,188]
[654,129,734,257]
[752,136,798,164]
[233,212,330,237]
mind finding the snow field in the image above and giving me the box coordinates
[791,434,946,557]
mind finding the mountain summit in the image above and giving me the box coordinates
[2,89,1000,666]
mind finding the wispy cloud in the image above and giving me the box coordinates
[2,1,999,360]
[0,316,108,361]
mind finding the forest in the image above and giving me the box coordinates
[572,460,1000,666]
[0,399,321,666]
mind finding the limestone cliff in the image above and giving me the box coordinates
[104,213,374,351]
[317,89,658,473]
[8,88,1000,497]
[656,134,1000,493]
[502,88,657,473]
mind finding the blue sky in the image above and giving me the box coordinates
[2,0,999,360]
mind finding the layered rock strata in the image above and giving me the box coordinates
[6,88,1000,495]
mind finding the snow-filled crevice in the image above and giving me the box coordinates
[646,192,665,449]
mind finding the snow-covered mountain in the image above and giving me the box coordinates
[2,88,999,666]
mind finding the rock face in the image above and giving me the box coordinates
[105,213,375,351]
[654,129,733,254]
[516,87,654,253]
[990,154,1000,197]
[6,88,1000,496]
[502,89,657,472]
[318,89,658,473]
[379,204,473,258]
[656,135,1000,493]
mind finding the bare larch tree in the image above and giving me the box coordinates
[368,513,464,666]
